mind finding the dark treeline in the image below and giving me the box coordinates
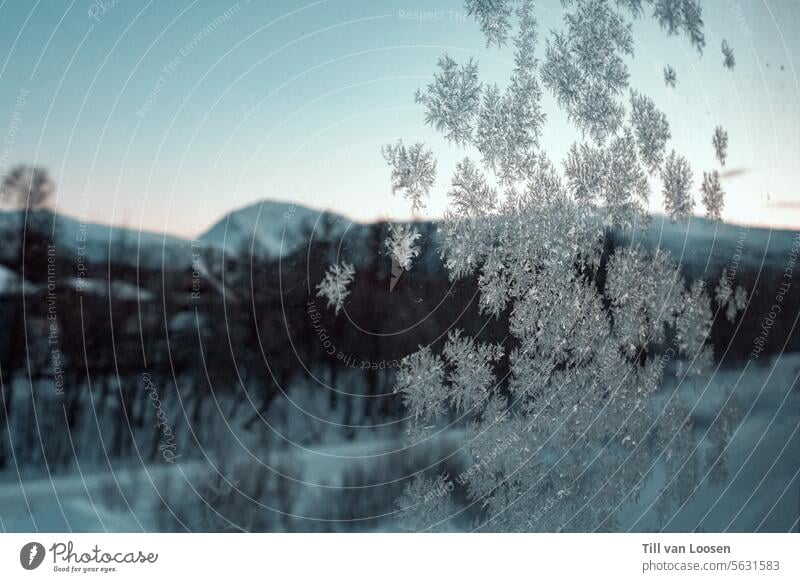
[0,210,797,474]
[0,214,503,473]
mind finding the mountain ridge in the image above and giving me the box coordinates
[1,201,796,273]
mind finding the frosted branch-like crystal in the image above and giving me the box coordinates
[315,262,355,315]
[712,126,729,167]
[721,39,735,70]
[382,141,437,212]
[385,223,421,271]
[701,169,724,221]
[415,55,481,146]
[661,150,694,220]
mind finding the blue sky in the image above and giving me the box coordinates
[0,0,798,237]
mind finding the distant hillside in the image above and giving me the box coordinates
[199,200,372,260]
[0,209,192,269]
[628,214,798,279]
[199,201,798,280]
[0,201,797,369]
[1,204,796,280]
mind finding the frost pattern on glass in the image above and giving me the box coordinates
[661,150,694,220]
[382,141,437,212]
[700,169,724,221]
[385,223,421,271]
[606,244,682,355]
[651,0,705,52]
[712,126,729,167]
[721,39,735,70]
[389,0,733,532]
[397,473,456,532]
[629,90,671,173]
[542,0,634,142]
[663,64,677,88]
[563,129,650,230]
[394,346,447,422]
[315,262,355,315]
[674,279,713,374]
[465,0,514,47]
[439,158,499,282]
[415,55,481,146]
[442,329,504,412]
[715,269,748,323]
[476,1,545,184]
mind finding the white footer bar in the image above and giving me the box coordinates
[1,533,798,580]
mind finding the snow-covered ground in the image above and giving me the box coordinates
[1,353,797,532]
[625,352,800,532]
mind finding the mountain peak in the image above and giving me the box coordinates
[199,199,355,257]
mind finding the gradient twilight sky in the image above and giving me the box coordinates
[0,0,798,238]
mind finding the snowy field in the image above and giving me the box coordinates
[1,353,797,533]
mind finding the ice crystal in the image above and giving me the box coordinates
[390,0,730,533]
[315,262,355,315]
[661,150,694,220]
[563,129,650,229]
[652,0,705,52]
[475,1,544,183]
[629,90,671,173]
[715,269,748,323]
[394,346,447,422]
[606,244,682,354]
[415,55,481,146]
[396,473,456,532]
[700,169,724,221]
[673,280,713,376]
[712,126,728,167]
[542,0,634,142]
[614,0,647,17]
[439,158,499,280]
[465,0,514,47]
[663,64,677,88]
[385,223,421,271]
[475,84,506,171]
[721,39,735,70]
[382,141,437,212]
[442,330,503,412]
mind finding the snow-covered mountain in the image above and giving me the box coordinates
[199,201,798,269]
[0,201,372,272]
[199,199,371,260]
